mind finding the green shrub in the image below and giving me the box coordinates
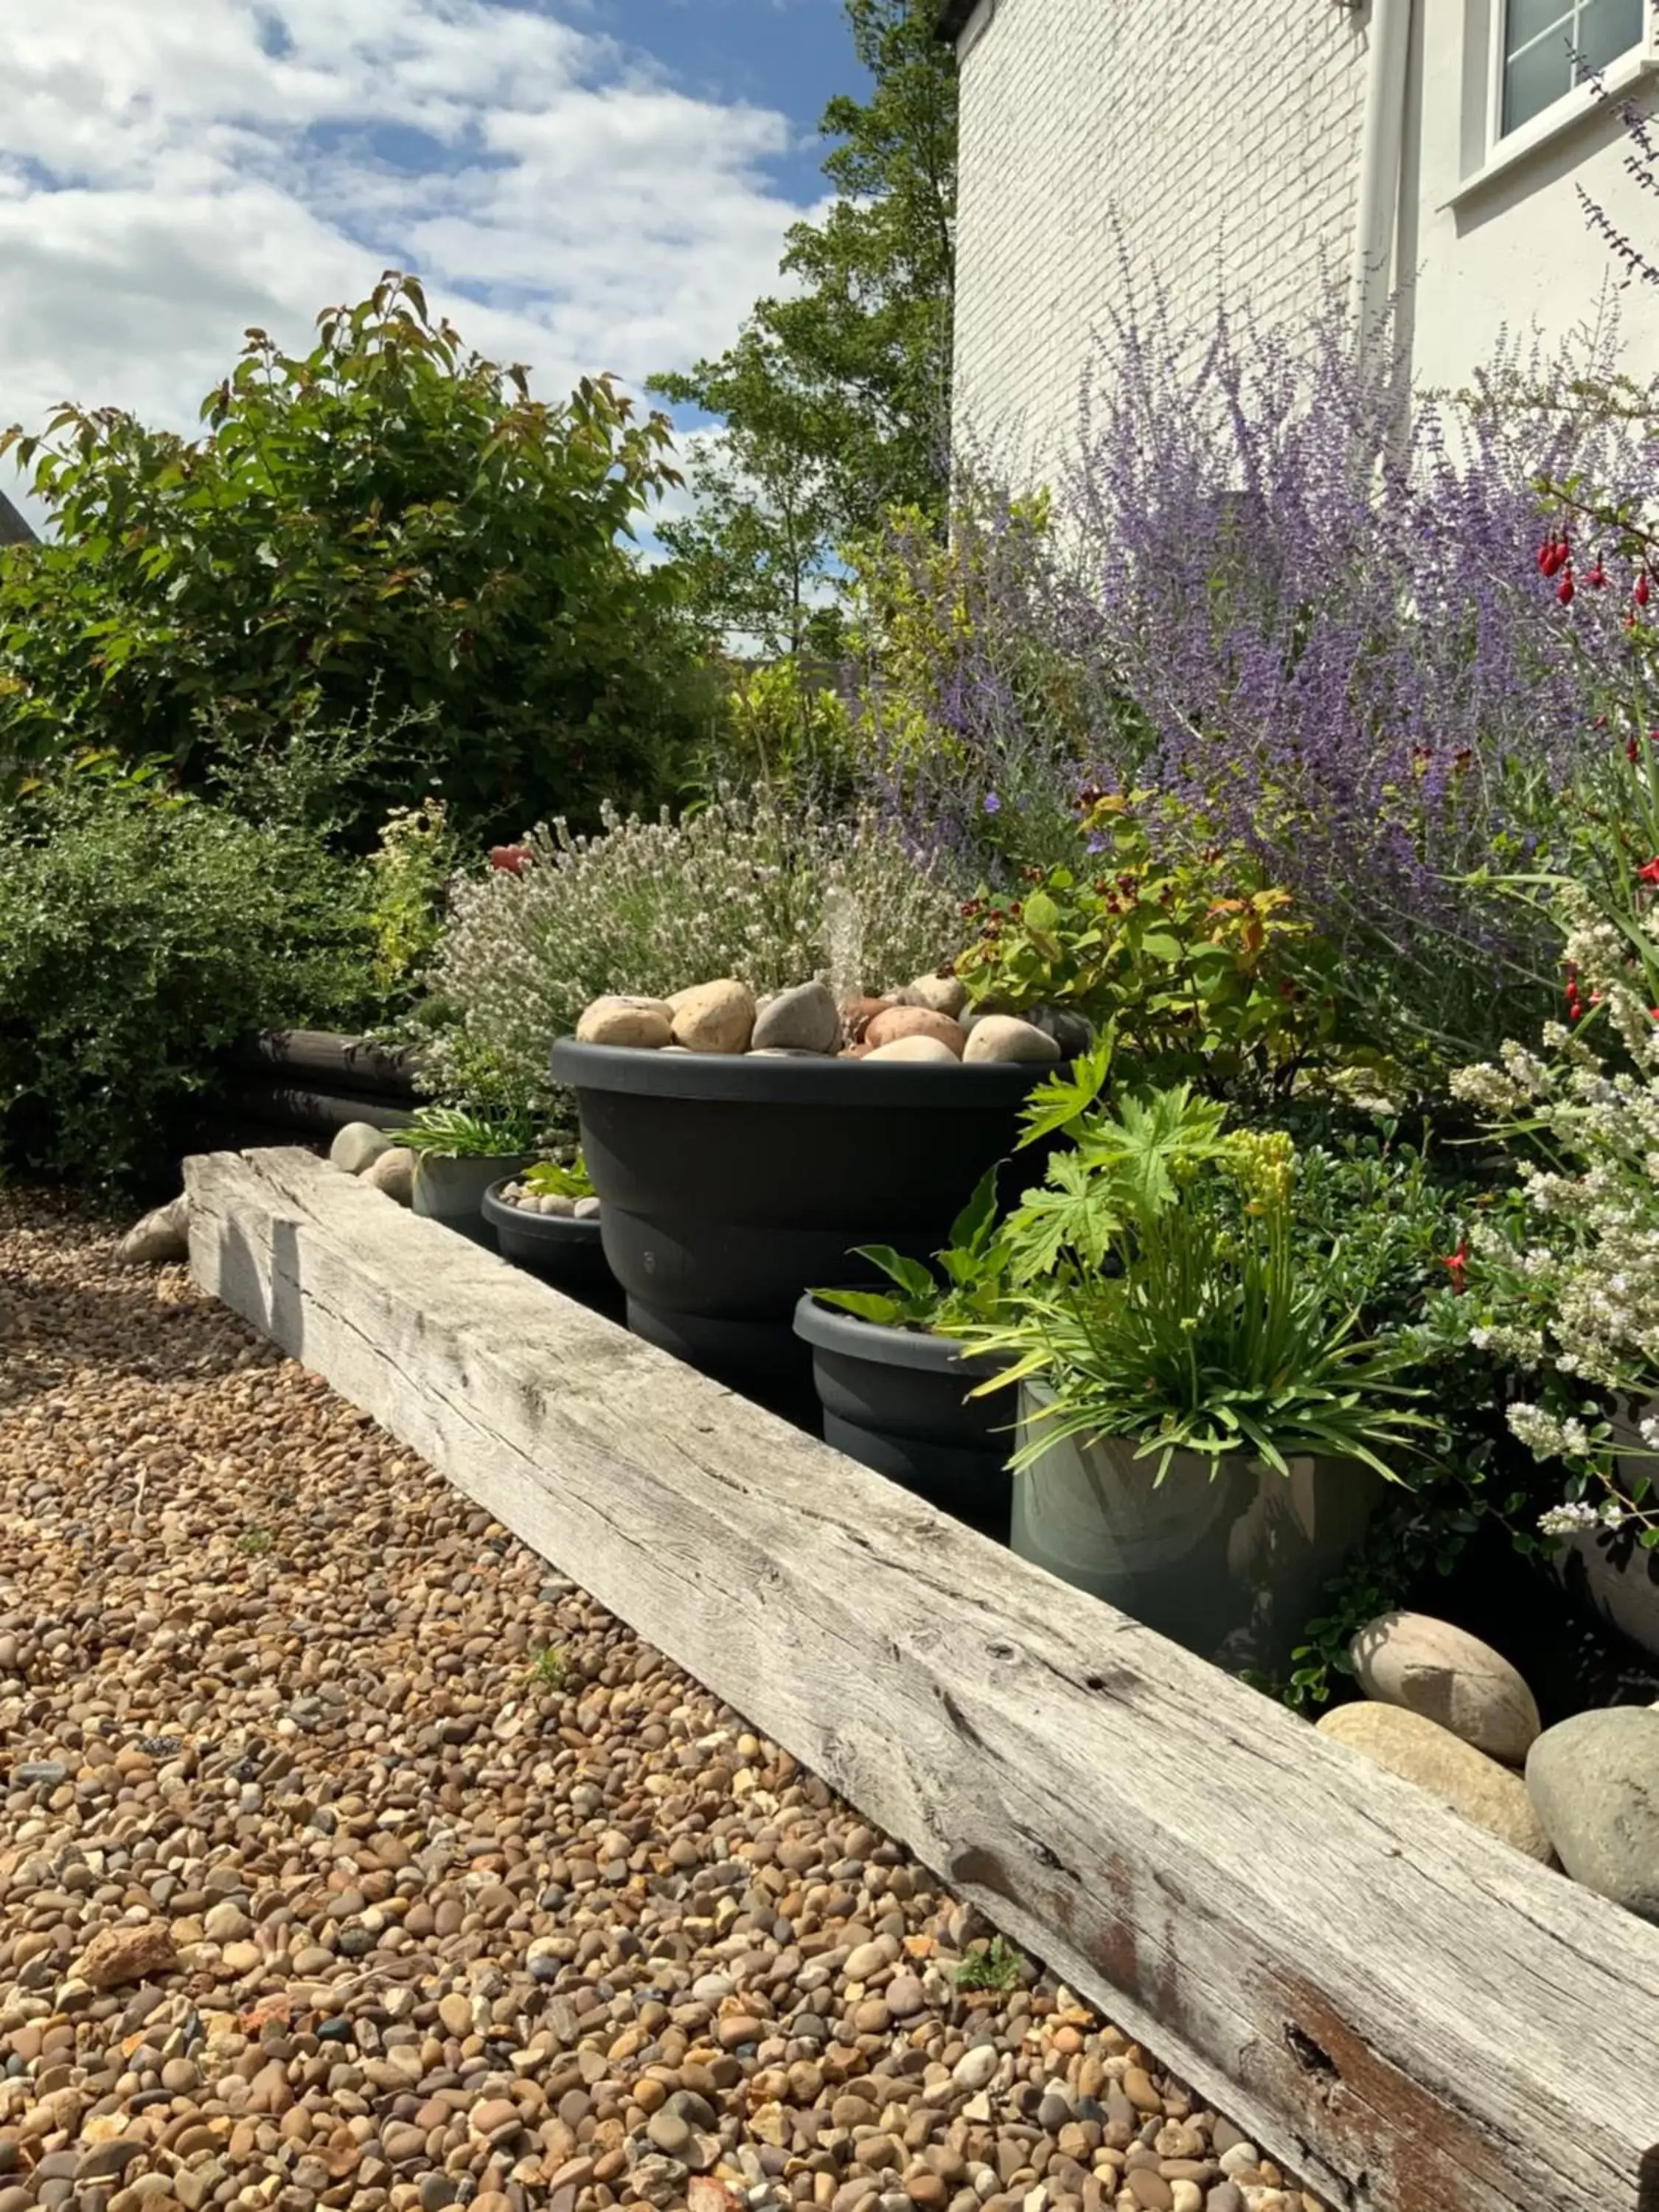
[0,274,713,841]
[0,776,376,1186]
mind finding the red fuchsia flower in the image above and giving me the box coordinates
[1638,573,1652,608]
[1539,536,1571,577]
[1557,569,1576,606]
[1640,858,1659,886]
[1440,1239,1470,1293]
[1587,561,1608,589]
[488,844,529,874]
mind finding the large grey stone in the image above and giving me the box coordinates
[329,1122,394,1175]
[751,981,840,1054]
[1349,1610,1541,1764]
[116,1195,189,1266]
[896,970,967,1020]
[1316,1702,1551,1860]
[1526,1706,1659,1921]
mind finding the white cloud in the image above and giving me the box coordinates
[0,0,821,526]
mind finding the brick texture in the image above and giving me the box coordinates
[953,0,1371,470]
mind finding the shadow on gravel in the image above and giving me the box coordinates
[0,1189,259,1417]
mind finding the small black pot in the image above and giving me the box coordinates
[482,1181,622,1317]
[548,1040,1049,1413]
[793,1295,1013,1535]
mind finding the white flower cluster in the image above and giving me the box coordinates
[1537,1498,1630,1538]
[423,787,967,1116]
[1457,881,1659,1536]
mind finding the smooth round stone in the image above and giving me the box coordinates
[573,1197,602,1220]
[667,979,756,1054]
[863,1037,960,1065]
[1316,1703,1551,1860]
[863,1006,967,1057]
[752,981,841,1054]
[895,972,967,1019]
[1349,1611,1540,1764]
[575,995,673,1047]
[535,1192,577,1217]
[960,1016,1060,1065]
[361,1148,415,1205]
[330,1123,394,1176]
[1526,1706,1659,1919]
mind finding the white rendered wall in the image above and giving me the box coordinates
[950,0,1371,479]
[1406,0,1659,396]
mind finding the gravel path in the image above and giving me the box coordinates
[0,1189,1321,2212]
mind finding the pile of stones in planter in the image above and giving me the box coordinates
[495,1180,601,1220]
[1320,1610,1659,1921]
[573,975,1089,1066]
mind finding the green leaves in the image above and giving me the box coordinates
[812,1165,1012,1332]
[0,272,706,839]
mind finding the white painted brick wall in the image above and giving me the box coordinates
[953,0,1371,474]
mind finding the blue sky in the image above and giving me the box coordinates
[1,0,868,521]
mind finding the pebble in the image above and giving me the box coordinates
[863,1006,967,1057]
[1349,1612,1541,1764]
[329,1122,394,1176]
[864,1037,961,1065]
[960,1017,1061,1065]
[1315,1703,1551,1859]
[751,981,841,1054]
[574,994,674,1047]
[0,1189,1328,2212]
[895,971,968,1019]
[361,1145,416,1204]
[668,978,757,1054]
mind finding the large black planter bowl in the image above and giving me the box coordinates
[481,1181,624,1318]
[547,1040,1050,1413]
[793,1295,1013,1537]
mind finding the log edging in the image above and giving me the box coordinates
[184,1146,1659,2212]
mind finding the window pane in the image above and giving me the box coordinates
[1504,31,1574,128]
[1506,0,1571,53]
[1576,0,1644,75]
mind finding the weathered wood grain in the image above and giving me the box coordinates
[186,1146,1659,2212]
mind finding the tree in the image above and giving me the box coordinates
[0,274,714,840]
[652,0,957,653]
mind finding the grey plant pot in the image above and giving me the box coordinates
[793,1294,1012,1537]
[1551,1401,1659,1663]
[411,1152,536,1249]
[1011,1385,1382,1675]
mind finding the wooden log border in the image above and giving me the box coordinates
[185,1147,1659,2212]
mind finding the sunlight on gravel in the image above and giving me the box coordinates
[0,1189,1318,2212]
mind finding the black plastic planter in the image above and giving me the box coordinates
[481,1181,623,1318]
[547,1040,1049,1413]
[793,1295,1012,1537]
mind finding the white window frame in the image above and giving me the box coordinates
[1453,0,1658,203]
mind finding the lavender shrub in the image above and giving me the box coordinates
[863,287,1659,1060]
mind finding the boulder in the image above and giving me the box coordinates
[1349,1611,1541,1764]
[361,1147,415,1206]
[1526,1706,1659,1920]
[864,1005,967,1057]
[116,1195,189,1267]
[896,970,968,1020]
[329,1122,394,1176]
[1315,1702,1552,1860]
[575,995,674,1048]
[751,981,840,1054]
[668,979,756,1054]
[961,1015,1062,1065]
[864,1036,961,1065]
